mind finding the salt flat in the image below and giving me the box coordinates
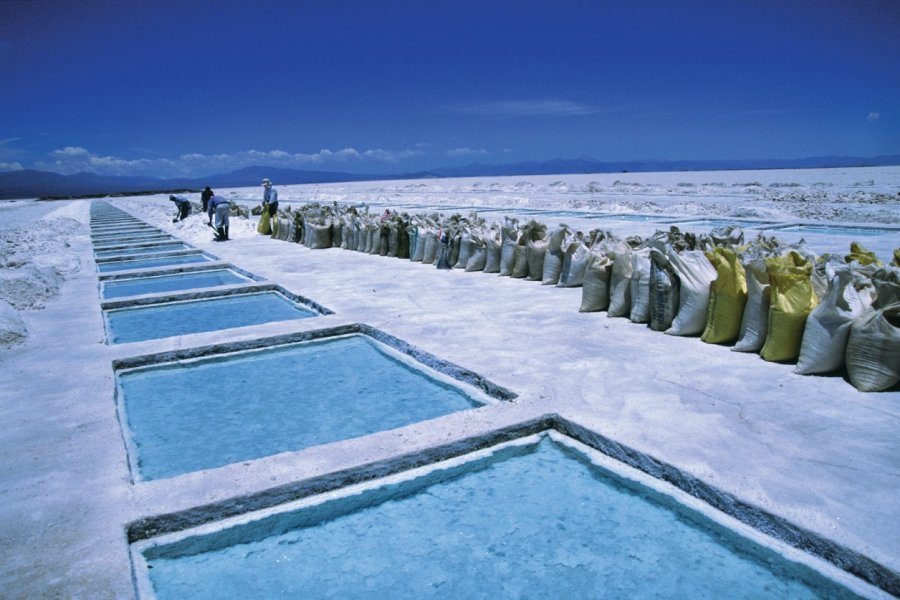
[1,166,898,598]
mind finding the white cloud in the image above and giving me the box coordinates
[37,147,176,176]
[34,145,427,178]
[867,112,880,122]
[0,162,24,172]
[446,99,604,118]
[447,147,488,157]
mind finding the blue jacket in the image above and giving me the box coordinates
[208,195,230,218]
[263,186,278,208]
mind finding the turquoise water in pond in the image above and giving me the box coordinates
[95,244,189,258]
[93,228,161,237]
[119,335,482,480]
[98,254,210,273]
[769,224,897,237]
[93,235,169,245]
[599,213,668,221]
[92,227,157,236]
[106,291,315,343]
[94,237,174,248]
[669,219,773,229]
[101,269,251,299]
[142,438,861,599]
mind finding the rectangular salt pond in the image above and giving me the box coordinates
[666,218,775,229]
[92,226,156,235]
[598,213,670,222]
[106,290,316,343]
[93,232,168,243]
[96,244,191,259]
[98,253,211,273]
[133,432,869,599]
[101,269,252,299]
[117,334,489,480]
[765,224,899,237]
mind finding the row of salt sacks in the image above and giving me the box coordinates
[794,259,873,375]
[406,221,418,259]
[454,225,478,269]
[760,250,819,362]
[540,225,569,285]
[498,217,520,276]
[482,224,503,273]
[558,230,591,288]
[408,218,431,262]
[340,214,357,250]
[509,221,531,278]
[270,212,281,238]
[276,215,293,241]
[732,235,785,352]
[608,236,639,317]
[307,217,333,249]
[330,216,343,248]
[465,225,498,272]
[420,223,440,264]
[647,237,680,331]
[627,246,652,322]
[701,247,746,343]
[665,240,718,336]
[845,264,900,391]
[636,231,677,328]
[579,234,625,312]
[455,213,486,269]
[525,225,551,281]
[387,214,411,258]
[700,226,747,343]
[510,220,544,279]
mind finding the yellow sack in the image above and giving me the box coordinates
[256,206,271,235]
[760,251,819,362]
[271,214,280,238]
[845,241,881,266]
[701,247,747,344]
[893,248,900,267]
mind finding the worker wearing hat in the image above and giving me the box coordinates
[262,178,278,215]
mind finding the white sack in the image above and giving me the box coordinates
[795,266,870,374]
[846,302,900,392]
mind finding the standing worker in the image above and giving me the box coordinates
[262,178,278,214]
[257,178,278,235]
[208,194,231,241]
[201,186,214,217]
[168,195,192,222]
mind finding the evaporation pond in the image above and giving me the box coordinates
[771,224,898,237]
[598,213,668,222]
[101,269,251,299]
[96,243,190,259]
[106,291,315,343]
[98,253,209,273]
[139,436,860,599]
[670,219,773,229]
[118,335,483,480]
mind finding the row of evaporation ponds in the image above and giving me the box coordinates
[349,202,900,237]
[89,202,889,599]
[90,202,326,344]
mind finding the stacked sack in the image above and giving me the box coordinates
[252,201,900,392]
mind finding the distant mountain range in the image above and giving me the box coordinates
[1,155,898,200]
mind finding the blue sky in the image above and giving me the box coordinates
[1,0,898,178]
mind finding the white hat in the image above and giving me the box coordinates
[262,178,271,186]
